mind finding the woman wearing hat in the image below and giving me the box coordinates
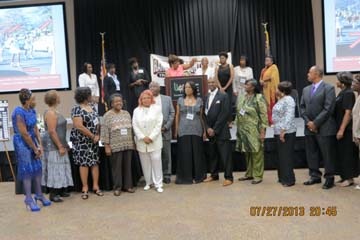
[334,72,358,187]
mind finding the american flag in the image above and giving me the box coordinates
[100,32,107,110]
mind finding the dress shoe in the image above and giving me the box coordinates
[203,176,219,183]
[322,178,335,190]
[303,178,321,185]
[238,176,254,181]
[143,185,151,191]
[282,183,295,187]
[156,187,164,193]
[50,194,63,203]
[114,190,121,196]
[163,178,171,184]
[59,191,71,198]
[126,188,136,193]
[223,179,233,186]
[251,179,262,184]
[339,179,354,187]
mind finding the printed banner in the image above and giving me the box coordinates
[150,52,232,86]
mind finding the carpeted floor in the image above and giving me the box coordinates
[0,169,359,240]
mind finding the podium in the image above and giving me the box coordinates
[165,75,208,105]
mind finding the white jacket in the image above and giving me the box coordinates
[132,105,163,153]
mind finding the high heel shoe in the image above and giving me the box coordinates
[24,198,40,212]
[34,195,52,207]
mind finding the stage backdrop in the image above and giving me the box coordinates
[74,0,315,107]
[150,53,232,86]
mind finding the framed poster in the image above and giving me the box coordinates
[165,75,208,103]
[0,100,9,141]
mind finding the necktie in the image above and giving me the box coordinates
[310,85,316,97]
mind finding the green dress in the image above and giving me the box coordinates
[235,93,268,153]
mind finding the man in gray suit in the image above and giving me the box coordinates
[300,66,337,189]
[150,82,175,184]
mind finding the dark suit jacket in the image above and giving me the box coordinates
[204,90,231,140]
[103,75,121,105]
[300,81,337,136]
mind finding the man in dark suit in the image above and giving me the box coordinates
[203,77,233,186]
[150,82,175,184]
[300,65,337,189]
[103,63,122,110]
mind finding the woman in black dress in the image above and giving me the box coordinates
[335,72,359,187]
[215,52,234,123]
[71,87,103,199]
[128,57,151,114]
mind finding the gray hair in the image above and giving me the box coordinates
[109,93,123,108]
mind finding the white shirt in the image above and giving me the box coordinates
[205,88,218,115]
[154,95,162,108]
[233,66,253,94]
[108,73,120,91]
[312,80,323,94]
[195,67,215,79]
[78,73,100,97]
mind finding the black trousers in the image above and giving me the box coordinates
[207,137,233,181]
[176,135,206,184]
[275,133,296,184]
[336,130,359,180]
[109,150,133,190]
[305,135,336,179]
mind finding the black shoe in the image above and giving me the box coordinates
[163,178,171,184]
[59,191,71,198]
[251,179,262,184]
[50,194,63,203]
[303,178,321,185]
[282,183,295,187]
[322,178,335,190]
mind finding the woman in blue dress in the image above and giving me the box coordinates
[12,89,51,211]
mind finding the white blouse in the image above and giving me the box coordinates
[195,67,215,79]
[272,96,297,135]
[233,66,253,95]
[132,105,163,153]
[78,73,100,97]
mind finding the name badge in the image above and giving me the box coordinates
[239,109,246,116]
[93,118,99,126]
[120,129,128,136]
[186,113,194,120]
[138,69,144,74]
[240,77,246,84]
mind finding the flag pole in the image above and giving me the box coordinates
[262,22,270,56]
[99,32,107,111]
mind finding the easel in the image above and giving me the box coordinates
[0,140,16,182]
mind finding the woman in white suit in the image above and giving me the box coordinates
[78,62,100,111]
[132,90,164,193]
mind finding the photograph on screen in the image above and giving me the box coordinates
[0,3,70,93]
[324,0,360,73]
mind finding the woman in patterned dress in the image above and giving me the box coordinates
[235,79,268,184]
[41,90,73,202]
[70,87,103,199]
[12,89,51,211]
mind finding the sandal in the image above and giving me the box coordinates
[81,191,89,200]
[93,189,104,196]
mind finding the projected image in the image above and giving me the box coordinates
[335,0,360,56]
[0,4,70,93]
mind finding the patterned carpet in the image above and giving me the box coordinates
[0,169,359,240]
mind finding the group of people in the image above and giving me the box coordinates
[12,51,360,212]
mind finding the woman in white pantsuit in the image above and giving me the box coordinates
[132,90,164,193]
